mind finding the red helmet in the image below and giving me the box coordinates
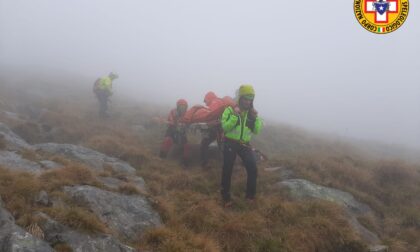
[176,99,188,107]
[204,91,217,106]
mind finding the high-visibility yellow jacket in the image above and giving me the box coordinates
[221,106,262,143]
[97,76,113,93]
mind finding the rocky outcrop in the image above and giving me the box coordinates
[36,213,136,252]
[39,160,62,170]
[0,200,53,252]
[64,185,161,241]
[279,179,371,215]
[34,143,136,174]
[0,122,32,151]
[0,151,42,173]
[369,245,388,252]
[0,121,161,251]
[279,178,387,251]
[99,176,146,192]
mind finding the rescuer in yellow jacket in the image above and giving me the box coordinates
[220,84,263,207]
[93,72,119,117]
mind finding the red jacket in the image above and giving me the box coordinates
[167,109,185,126]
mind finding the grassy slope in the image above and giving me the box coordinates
[0,78,419,252]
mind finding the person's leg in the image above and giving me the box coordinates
[97,92,107,117]
[103,95,108,116]
[159,128,175,158]
[237,145,258,199]
[221,140,237,202]
[181,134,190,166]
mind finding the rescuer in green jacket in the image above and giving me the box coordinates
[93,72,118,117]
[220,84,263,207]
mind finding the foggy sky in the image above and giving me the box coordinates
[0,0,419,149]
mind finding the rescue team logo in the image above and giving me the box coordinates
[354,0,409,34]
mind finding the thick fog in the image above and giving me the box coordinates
[1,0,419,149]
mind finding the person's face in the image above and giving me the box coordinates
[239,95,254,110]
[177,105,187,115]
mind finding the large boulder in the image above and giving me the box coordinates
[0,122,32,151]
[36,213,136,252]
[64,185,161,241]
[34,143,136,174]
[279,179,386,250]
[0,200,53,252]
[0,151,42,173]
[279,179,371,215]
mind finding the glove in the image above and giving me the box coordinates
[248,108,258,121]
[246,108,257,130]
[233,106,241,115]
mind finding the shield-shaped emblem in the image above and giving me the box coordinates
[374,1,389,15]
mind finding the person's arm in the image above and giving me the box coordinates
[167,110,176,126]
[221,107,239,132]
[252,116,263,134]
[247,108,263,134]
[93,78,101,92]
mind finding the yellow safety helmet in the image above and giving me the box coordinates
[237,84,255,101]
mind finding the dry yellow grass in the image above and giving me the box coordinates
[0,164,106,234]
[43,206,109,234]
[39,165,99,191]
[0,83,419,251]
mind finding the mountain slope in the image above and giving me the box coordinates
[0,77,419,251]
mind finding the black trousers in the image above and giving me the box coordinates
[96,91,109,117]
[221,139,257,201]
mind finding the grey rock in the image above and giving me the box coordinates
[279,179,371,215]
[36,213,136,252]
[64,185,161,241]
[99,177,124,190]
[35,191,49,206]
[0,151,42,173]
[99,176,146,192]
[279,179,383,246]
[279,169,294,180]
[34,143,136,174]
[39,160,62,170]
[0,203,53,252]
[369,245,388,252]
[0,123,32,151]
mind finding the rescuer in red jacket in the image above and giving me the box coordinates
[159,99,190,166]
